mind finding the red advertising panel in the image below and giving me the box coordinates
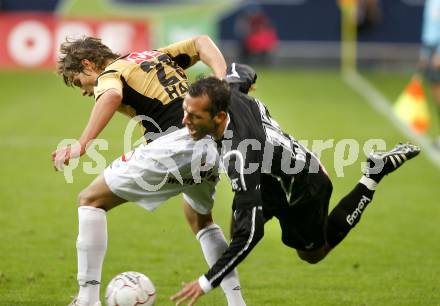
[0,13,151,69]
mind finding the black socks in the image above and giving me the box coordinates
[326,183,375,248]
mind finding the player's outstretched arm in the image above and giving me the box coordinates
[77,89,122,148]
[51,89,122,170]
[171,205,264,304]
[194,35,227,78]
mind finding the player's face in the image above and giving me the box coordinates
[71,67,99,97]
[182,94,217,140]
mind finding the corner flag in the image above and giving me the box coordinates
[393,76,430,134]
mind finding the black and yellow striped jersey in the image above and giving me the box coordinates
[93,38,200,138]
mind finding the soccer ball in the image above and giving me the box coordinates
[105,271,156,306]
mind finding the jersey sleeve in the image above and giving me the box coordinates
[202,204,264,289]
[94,69,123,101]
[200,136,265,290]
[157,38,199,69]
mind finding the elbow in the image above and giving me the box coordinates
[254,223,264,243]
[235,224,263,254]
[194,35,214,54]
[254,208,265,242]
[194,34,212,45]
[248,215,264,247]
[194,35,219,54]
[252,231,264,249]
[194,35,226,78]
[232,206,265,249]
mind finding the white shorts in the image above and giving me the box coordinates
[104,128,219,214]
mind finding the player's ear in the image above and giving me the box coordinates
[81,59,96,71]
[214,111,227,123]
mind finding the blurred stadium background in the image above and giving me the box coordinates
[0,0,439,305]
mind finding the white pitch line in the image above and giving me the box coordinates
[343,69,440,169]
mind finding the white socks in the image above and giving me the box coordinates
[75,210,244,305]
[77,206,107,305]
[197,224,246,306]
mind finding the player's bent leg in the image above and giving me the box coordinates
[182,199,246,306]
[276,169,333,266]
[78,174,126,211]
[73,175,126,306]
[182,200,214,234]
[325,143,420,250]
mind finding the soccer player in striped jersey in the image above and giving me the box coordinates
[171,65,420,305]
[52,36,246,306]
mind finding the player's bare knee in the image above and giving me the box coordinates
[78,188,102,208]
[78,189,91,206]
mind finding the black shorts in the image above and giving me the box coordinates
[260,168,333,251]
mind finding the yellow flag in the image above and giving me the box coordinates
[394,76,430,134]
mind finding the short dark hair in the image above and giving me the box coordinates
[188,77,231,116]
[57,36,119,87]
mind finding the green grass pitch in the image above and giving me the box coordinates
[0,68,439,305]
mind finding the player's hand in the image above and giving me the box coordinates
[51,143,82,171]
[170,280,204,306]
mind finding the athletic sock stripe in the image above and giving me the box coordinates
[389,156,397,168]
[196,224,221,241]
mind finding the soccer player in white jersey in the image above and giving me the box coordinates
[52,36,245,306]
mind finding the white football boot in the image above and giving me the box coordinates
[364,143,420,178]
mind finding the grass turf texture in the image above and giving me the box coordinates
[0,69,439,305]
